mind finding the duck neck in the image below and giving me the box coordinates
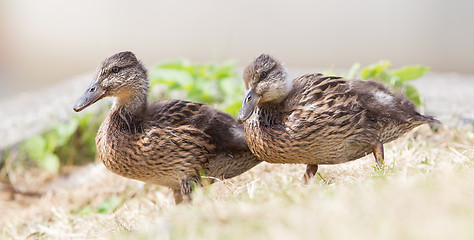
[110,88,148,133]
[257,102,284,128]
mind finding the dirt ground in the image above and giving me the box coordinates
[1,125,473,239]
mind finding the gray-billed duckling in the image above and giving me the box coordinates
[74,51,260,203]
[238,54,439,183]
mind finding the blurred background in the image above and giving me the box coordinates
[1,0,473,99]
[1,2,474,237]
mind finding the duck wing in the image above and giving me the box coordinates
[348,80,439,125]
[285,74,438,144]
[146,100,248,153]
[284,75,374,142]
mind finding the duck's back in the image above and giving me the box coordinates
[286,74,435,142]
[346,79,437,142]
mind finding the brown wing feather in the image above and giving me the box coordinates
[146,100,248,153]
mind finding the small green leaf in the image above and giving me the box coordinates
[55,119,79,146]
[404,84,421,106]
[44,132,58,153]
[360,60,391,80]
[41,153,60,173]
[392,65,430,82]
[224,100,244,117]
[218,77,239,98]
[213,62,236,79]
[74,205,92,216]
[389,75,403,89]
[23,135,47,160]
[151,69,194,88]
[97,197,121,214]
[77,113,93,129]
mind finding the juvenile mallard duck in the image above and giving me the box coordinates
[73,51,260,203]
[238,54,439,183]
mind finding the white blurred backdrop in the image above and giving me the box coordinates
[1,0,473,99]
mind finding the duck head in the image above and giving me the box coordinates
[73,51,148,112]
[238,54,290,123]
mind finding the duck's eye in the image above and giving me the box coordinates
[111,66,120,73]
[259,71,267,79]
[246,95,252,102]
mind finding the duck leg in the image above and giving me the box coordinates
[173,189,184,204]
[372,140,384,168]
[171,179,193,204]
[176,177,203,204]
[179,179,193,204]
[303,164,318,184]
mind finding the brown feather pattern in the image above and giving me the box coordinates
[75,52,260,203]
[240,54,439,175]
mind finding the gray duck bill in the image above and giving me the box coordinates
[238,88,260,123]
[73,81,107,112]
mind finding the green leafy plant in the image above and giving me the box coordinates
[22,120,78,172]
[21,112,103,173]
[355,60,430,106]
[148,59,244,117]
[96,197,122,214]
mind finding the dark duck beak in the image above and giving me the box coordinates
[238,88,261,123]
[73,81,108,112]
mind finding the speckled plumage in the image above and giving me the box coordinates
[74,51,260,203]
[238,54,439,182]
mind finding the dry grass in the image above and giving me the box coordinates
[1,124,473,240]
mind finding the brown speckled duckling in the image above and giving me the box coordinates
[73,51,260,203]
[238,54,439,183]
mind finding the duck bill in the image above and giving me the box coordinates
[73,81,107,112]
[238,88,261,123]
